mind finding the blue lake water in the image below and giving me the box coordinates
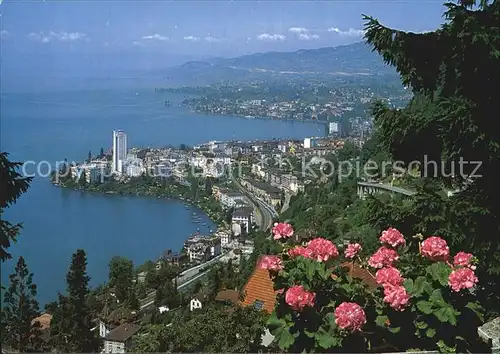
[0,87,323,305]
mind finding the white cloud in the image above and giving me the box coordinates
[132,41,144,46]
[289,27,308,34]
[28,31,89,43]
[1,30,10,38]
[184,36,200,42]
[204,36,224,42]
[327,27,365,37]
[256,33,286,41]
[142,34,169,41]
[298,33,320,41]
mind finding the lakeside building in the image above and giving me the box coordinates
[184,235,222,263]
[215,188,248,208]
[232,207,254,233]
[112,130,127,174]
[103,322,139,353]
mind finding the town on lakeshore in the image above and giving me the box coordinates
[2,1,499,354]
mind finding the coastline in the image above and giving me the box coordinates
[50,177,228,250]
[185,107,328,125]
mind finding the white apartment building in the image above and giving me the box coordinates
[232,208,253,233]
[103,323,139,353]
[112,130,127,174]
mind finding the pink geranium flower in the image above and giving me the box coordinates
[306,238,339,262]
[448,267,478,292]
[272,222,294,240]
[379,227,406,248]
[334,302,367,332]
[376,267,404,286]
[383,284,410,311]
[285,285,315,311]
[453,252,474,268]
[368,246,399,269]
[288,246,314,259]
[258,255,283,272]
[344,243,362,259]
[420,236,450,261]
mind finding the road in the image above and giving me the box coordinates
[232,178,276,231]
[140,269,211,310]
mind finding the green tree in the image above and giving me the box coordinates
[99,147,104,158]
[0,257,45,352]
[0,152,32,261]
[165,304,267,352]
[363,0,500,273]
[51,249,100,352]
[132,324,168,352]
[87,150,92,163]
[108,256,134,303]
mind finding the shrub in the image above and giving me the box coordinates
[262,223,486,353]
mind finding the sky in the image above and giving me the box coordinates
[0,0,447,90]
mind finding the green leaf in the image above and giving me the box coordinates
[437,339,456,353]
[465,301,484,322]
[413,276,431,296]
[404,278,414,293]
[416,300,434,314]
[376,315,389,328]
[277,329,295,350]
[267,311,287,330]
[435,306,458,325]
[316,329,338,349]
[429,289,446,306]
[426,328,436,338]
[426,263,452,287]
[415,320,428,329]
[388,326,401,333]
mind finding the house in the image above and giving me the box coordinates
[90,319,111,338]
[103,322,139,353]
[220,231,231,247]
[215,289,240,306]
[218,189,248,208]
[240,262,278,313]
[158,306,169,314]
[190,298,203,312]
[232,207,254,233]
[31,313,52,330]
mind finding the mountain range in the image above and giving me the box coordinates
[156,42,397,86]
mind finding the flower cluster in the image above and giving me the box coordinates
[376,267,404,286]
[272,222,294,240]
[344,243,362,259]
[379,228,406,248]
[453,251,475,269]
[334,302,367,332]
[420,236,450,261]
[383,285,410,311]
[368,246,399,269]
[448,267,478,292]
[307,238,339,262]
[259,255,283,272]
[285,285,316,311]
[288,238,338,263]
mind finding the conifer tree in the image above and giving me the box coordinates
[362,0,499,271]
[0,153,32,261]
[51,249,101,352]
[0,256,45,352]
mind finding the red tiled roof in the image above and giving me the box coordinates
[215,289,240,304]
[31,313,52,330]
[240,259,277,313]
[240,259,378,314]
[335,262,379,290]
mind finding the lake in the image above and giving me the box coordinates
[0,87,324,304]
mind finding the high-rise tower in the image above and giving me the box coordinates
[112,130,127,173]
